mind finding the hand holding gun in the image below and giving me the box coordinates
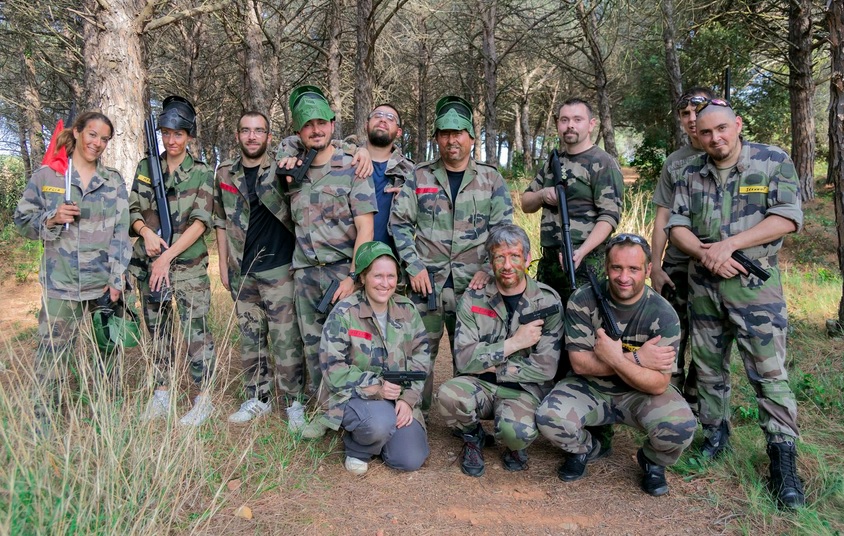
[427,270,437,311]
[518,304,561,325]
[143,113,174,303]
[700,238,770,281]
[381,370,427,387]
[550,150,577,291]
[587,266,623,340]
[277,148,318,189]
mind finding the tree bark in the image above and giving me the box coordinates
[661,0,684,150]
[21,54,45,166]
[480,0,498,164]
[576,0,617,158]
[789,0,816,202]
[827,0,844,323]
[243,0,269,112]
[354,0,375,139]
[328,0,344,138]
[414,14,430,162]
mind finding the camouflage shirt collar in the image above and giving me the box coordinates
[483,275,542,319]
[231,151,274,174]
[701,140,749,177]
[356,289,412,322]
[159,150,198,173]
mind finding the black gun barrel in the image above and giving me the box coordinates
[519,303,560,325]
[382,370,427,386]
[587,267,623,340]
[700,238,770,281]
[143,114,173,245]
[550,150,577,291]
[317,279,340,314]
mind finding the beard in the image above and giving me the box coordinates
[240,140,268,159]
[368,129,394,148]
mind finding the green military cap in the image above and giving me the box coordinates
[354,241,398,275]
[432,95,474,138]
[289,85,335,132]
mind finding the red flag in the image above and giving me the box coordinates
[41,119,68,175]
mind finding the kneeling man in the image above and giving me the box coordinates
[438,224,562,476]
[536,233,695,495]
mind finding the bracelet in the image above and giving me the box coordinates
[138,224,148,235]
[633,350,642,366]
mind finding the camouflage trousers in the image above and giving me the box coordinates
[293,262,351,394]
[536,377,696,467]
[136,274,215,388]
[688,261,799,441]
[229,263,304,402]
[537,246,604,380]
[409,286,458,413]
[437,376,542,451]
[662,261,696,403]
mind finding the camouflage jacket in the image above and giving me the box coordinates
[128,152,214,282]
[15,163,131,300]
[284,146,377,269]
[666,142,803,263]
[390,158,514,295]
[525,145,623,249]
[453,277,563,401]
[652,145,702,266]
[213,152,293,273]
[565,283,680,395]
[318,289,430,430]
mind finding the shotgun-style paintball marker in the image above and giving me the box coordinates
[143,113,173,302]
[550,149,577,291]
[587,266,623,340]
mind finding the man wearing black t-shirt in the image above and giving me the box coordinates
[213,111,305,425]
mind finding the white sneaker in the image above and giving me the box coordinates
[179,395,214,426]
[344,456,369,475]
[228,398,271,424]
[286,401,306,432]
[141,389,170,421]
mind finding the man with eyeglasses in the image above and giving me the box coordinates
[651,87,714,405]
[536,234,696,497]
[392,95,514,415]
[213,111,306,425]
[667,99,805,508]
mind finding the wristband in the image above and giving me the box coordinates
[138,224,148,235]
[633,350,641,366]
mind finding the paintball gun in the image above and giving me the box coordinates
[277,148,318,189]
[550,149,577,291]
[587,266,623,341]
[700,238,770,281]
[64,158,73,230]
[518,304,560,325]
[317,279,340,314]
[381,370,427,387]
[143,112,174,303]
[426,270,437,311]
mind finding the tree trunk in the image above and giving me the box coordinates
[328,0,344,138]
[81,0,147,186]
[243,0,269,112]
[661,0,684,150]
[827,0,844,323]
[480,0,498,164]
[354,0,375,139]
[414,13,430,162]
[789,0,816,202]
[21,54,45,166]
[513,102,524,156]
[576,0,617,158]
[520,97,532,171]
[18,124,32,179]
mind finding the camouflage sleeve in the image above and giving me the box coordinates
[212,168,226,230]
[490,172,515,228]
[453,291,507,373]
[498,298,563,384]
[564,287,597,353]
[185,166,215,234]
[765,157,804,231]
[319,305,382,397]
[14,169,61,241]
[390,170,424,277]
[652,161,673,209]
[665,165,693,231]
[523,164,548,194]
[593,158,623,229]
[129,160,153,236]
[398,306,431,409]
[349,174,377,217]
[108,177,131,290]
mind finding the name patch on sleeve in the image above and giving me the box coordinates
[415,187,438,194]
[220,182,238,194]
[136,174,152,185]
[349,329,373,340]
[739,186,768,194]
[41,186,65,194]
[471,306,496,318]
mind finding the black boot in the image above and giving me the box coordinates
[502,448,528,472]
[767,441,805,509]
[637,448,669,496]
[459,425,486,477]
[701,421,730,460]
[557,440,601,482]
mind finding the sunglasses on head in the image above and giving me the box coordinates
[695,98,732,114]
[676,95,708,110]
[608,233,649,248]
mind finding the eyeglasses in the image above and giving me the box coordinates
[676,95,708,111]
[369,111,399,125]
[694,98,731,114]
[239,128,268,136]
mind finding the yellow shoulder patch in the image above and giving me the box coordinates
[42,186,65,194]
[136,174,152,185]
[739,185,768,194]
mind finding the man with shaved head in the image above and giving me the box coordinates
[666,99,805,509]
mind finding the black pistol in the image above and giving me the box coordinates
[317,279,340,314]
[277,148,318,189]
[700,238,770,281]
[518,304,560,325]
[382,370,427,386]
[427,270,437,311]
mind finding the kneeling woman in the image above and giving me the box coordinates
[317,241,430,475]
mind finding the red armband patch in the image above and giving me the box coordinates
[220,182,238,194]
[415,187,438,194]
[471,306,496,318]
[349,329,373,340]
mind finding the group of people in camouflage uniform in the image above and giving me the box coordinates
[16,83,805,507]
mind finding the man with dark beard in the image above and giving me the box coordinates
[214,111,306,426]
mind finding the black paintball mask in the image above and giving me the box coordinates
[158,96,197,137]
